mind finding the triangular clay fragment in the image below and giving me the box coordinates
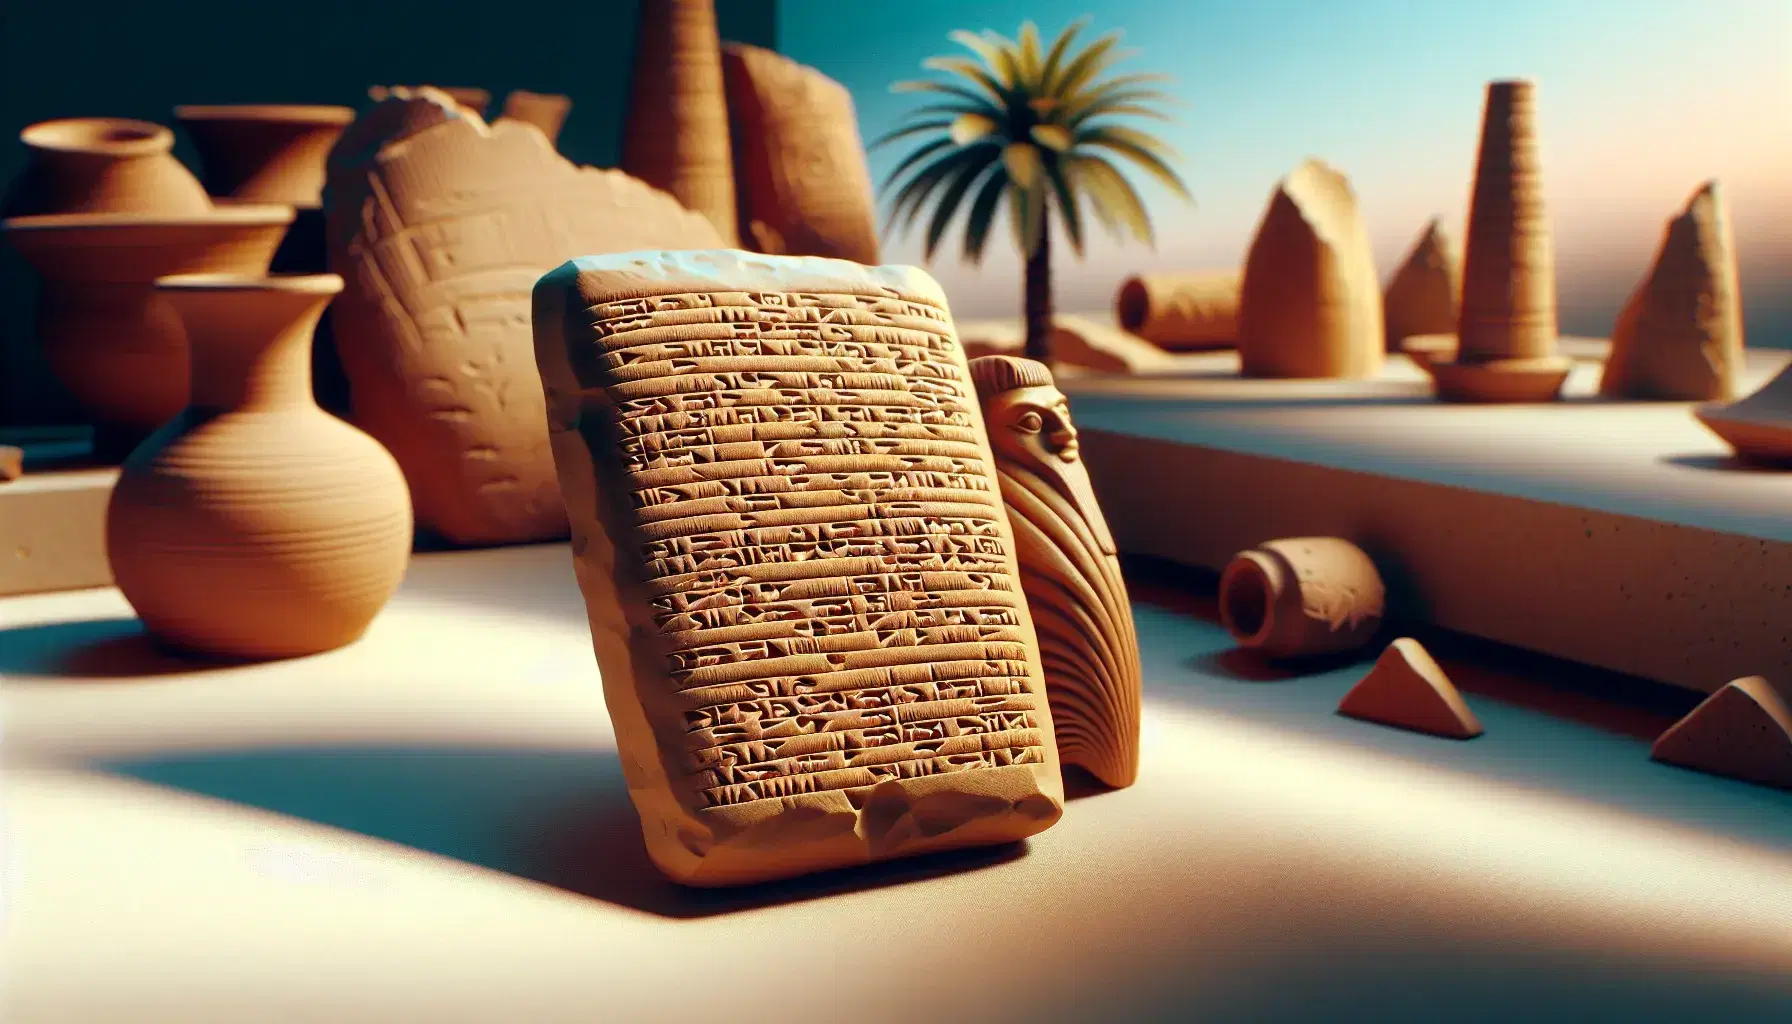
[1601,181,1745,402]
[1338,638,1483,739]
[621,0,740,245]
[1384,217,1461,352]
[1651,676,1792,790]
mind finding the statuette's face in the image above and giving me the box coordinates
[990,385,1079,464]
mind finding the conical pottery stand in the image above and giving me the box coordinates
[1424,80,1574,403]
[1,206,294,460]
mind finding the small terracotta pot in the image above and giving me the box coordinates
[2,118,212,217]
[108,273,414,659]
[498,90,571,145]
[175,104,355,205]
[1219,537,1386,659]
[0,206,295,459]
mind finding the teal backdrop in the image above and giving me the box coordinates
[0,0,778,426]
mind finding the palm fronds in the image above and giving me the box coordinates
[876,17,1191,264]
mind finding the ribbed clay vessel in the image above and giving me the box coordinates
[1425,80,1572,402]
[622,0,739,244]
[107,274,413,659]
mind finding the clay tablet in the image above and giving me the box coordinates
[326,89,724,546]
[533,250,1065,886]
[721,43,880,265]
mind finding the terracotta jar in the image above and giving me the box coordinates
[1219,537,1386,659]
[1,117,212,217]
[107,273,413,659]
[1,206,295,460]
[175,104,355,206]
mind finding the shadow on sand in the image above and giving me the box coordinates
[101,745,1040,920]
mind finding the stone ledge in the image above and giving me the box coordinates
[1065,346,1792,694]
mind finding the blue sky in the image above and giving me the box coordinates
[779,0,1792,341]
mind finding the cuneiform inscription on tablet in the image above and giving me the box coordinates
[575,288,1048,810]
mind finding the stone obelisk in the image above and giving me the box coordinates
[621,0,740,246]
[1425,80,1572,402]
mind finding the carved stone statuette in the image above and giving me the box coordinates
[533,249,1065,886]
[969,355,1142,789]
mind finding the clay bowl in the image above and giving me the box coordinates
[1693,363,1792,466]
[175,104,356,206]
[4,117,212,217]
[1,205,295,458]
[1400,333,1456,370]
[1425,354,1574,404]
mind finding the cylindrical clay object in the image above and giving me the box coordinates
[1457,79,1557,364]
[621,0,739,246]
[1219,537,1385,659]
[1114,271,1240,350]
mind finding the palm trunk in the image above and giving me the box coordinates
[1022,215,1053,363]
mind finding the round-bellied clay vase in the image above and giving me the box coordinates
[107,273,414,659]
[0,206,296,460]
[175,104,355,205]
[1,118,212,217]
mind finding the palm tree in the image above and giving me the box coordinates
[870,18,1192,363]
